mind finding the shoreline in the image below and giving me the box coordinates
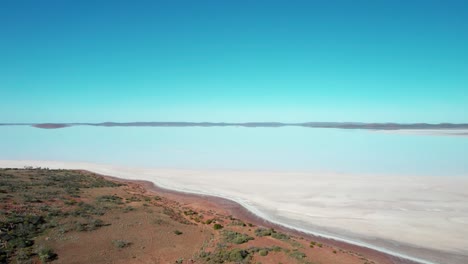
[1,160,467,264]
[101,173,421,264]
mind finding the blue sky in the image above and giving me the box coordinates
[1,0,467,123]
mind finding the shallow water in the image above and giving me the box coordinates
[1,126,467,176]
[1,126,468,264]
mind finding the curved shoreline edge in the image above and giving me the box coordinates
[101,174,432,264]
[0,160,443,264]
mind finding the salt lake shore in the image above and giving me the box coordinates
[1,160,467,264]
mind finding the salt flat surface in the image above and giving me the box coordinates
[1,160,467,264]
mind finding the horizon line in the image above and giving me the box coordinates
[1,121,468,130]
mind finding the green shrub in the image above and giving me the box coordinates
[174,230,183,235]
[222,231,254,244]
[254,228,273,237]
[271,232,289,241]
[259,249,268,256]
[229,249,249,262]
[37,247,57,263]
[213,224,223,230]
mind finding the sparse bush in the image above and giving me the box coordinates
[254,228,273,237]
[112,240,131,248]
[230,220,246,226]
[271,232,289,240]
[97,195,123,204]
[229,248,249,262]
[259,249,268,256]
[213,224,223,230]
[75,218,106,231]
[271,246,282,252]
[174,230,183,235]
[222,230,254,244]
[123,206,135,212]
[289,250,306,260]
[37,247,57,262]
[183,209,198,216]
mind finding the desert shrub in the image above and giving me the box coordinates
[183,209,198,216]
[230,220,246,226]
[123,206,135,212]
[112,240,131,248]
[174,230,183,235]
[205,219,213,225]
[213,224,223,230]
[97,195,123,204]
[222,230,254,244]
[200,248,250,263]
[228,249,249,262]
[254,228,273,237]
[75,218,106,231]
[259,249,268,256]
[72,203,106,216]
[271,246,282,252]
[37,247,57,262]
[289,250,306,260]
[64,199,77,205]
[271,232,289,241]
[127,196,141,202]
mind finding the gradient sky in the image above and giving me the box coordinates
[1,0,467,123]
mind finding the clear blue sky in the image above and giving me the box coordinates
[1,0,467,123]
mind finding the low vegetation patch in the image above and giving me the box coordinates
[0,168,123,263]
[112,239,132,248]
[213,223,223,230]
[254,227,274,237]
[222,230,254,244]
[199,248,251,264]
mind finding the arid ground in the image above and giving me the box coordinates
[0,168,384,264]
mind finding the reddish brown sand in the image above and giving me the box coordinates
[100,173,420,264]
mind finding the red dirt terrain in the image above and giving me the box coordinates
[0,168,390,264]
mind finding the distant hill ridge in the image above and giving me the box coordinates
[1,122,468,130]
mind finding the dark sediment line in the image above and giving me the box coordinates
[32,123,70,129]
